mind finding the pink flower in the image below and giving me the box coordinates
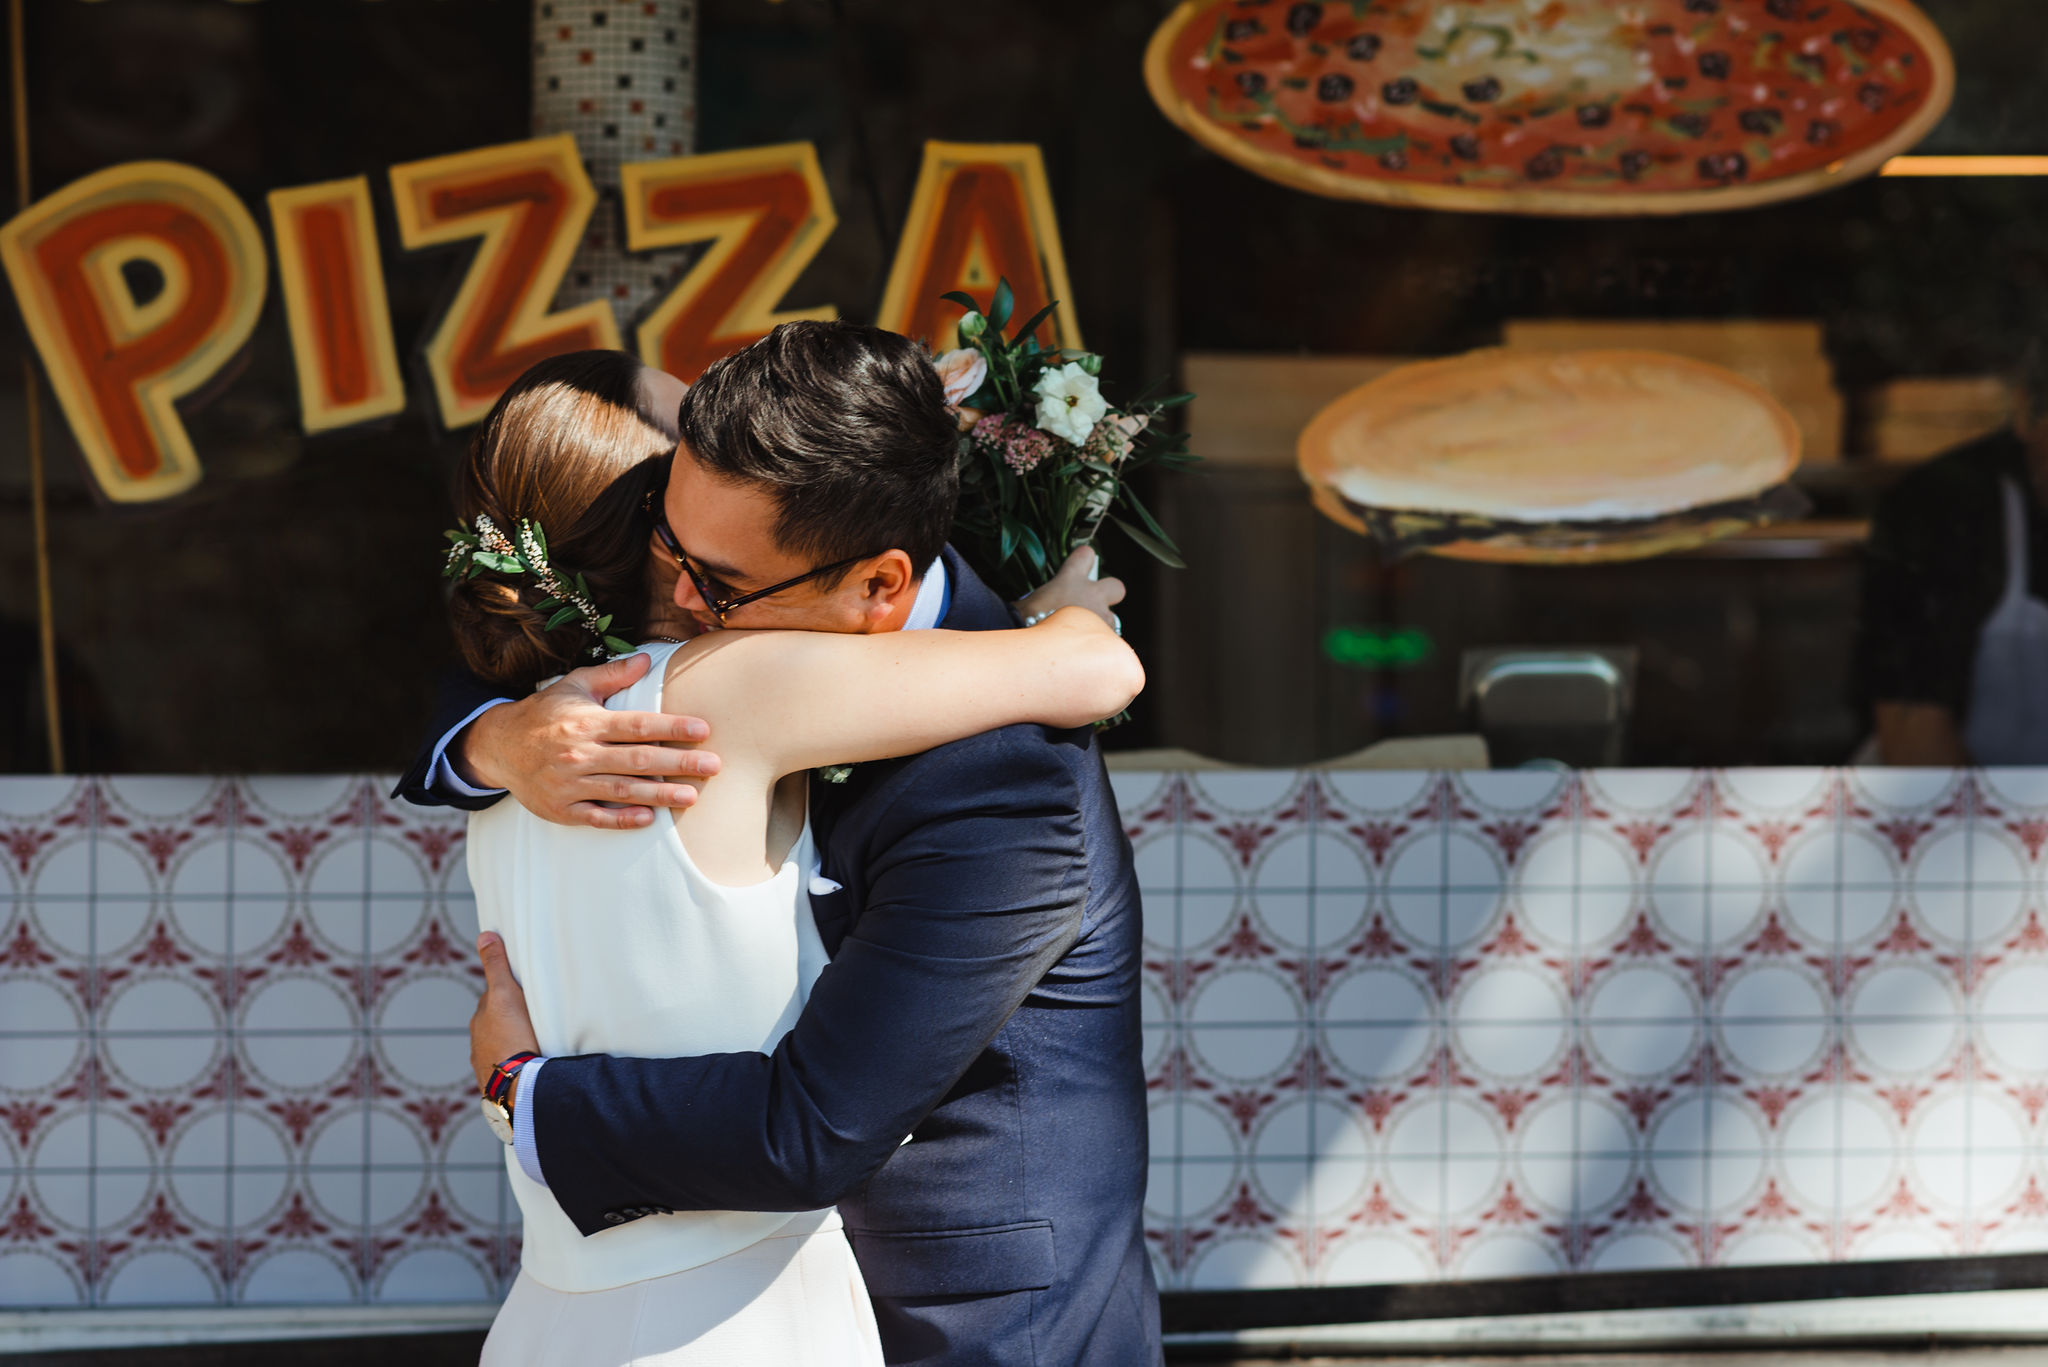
[1003,425,1054,473]
[933,348,988,406]
[970,413,1054,474]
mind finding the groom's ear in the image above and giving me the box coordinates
[853,548,918,628]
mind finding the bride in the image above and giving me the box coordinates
[442,350,1141,1366]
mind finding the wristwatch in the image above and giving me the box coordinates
[480,1051,539,1146]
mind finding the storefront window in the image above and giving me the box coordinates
[3,1,2044,773]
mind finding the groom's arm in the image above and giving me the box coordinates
[393,668,514,812]
[527,726,1087,1229]
[394,655,721,827]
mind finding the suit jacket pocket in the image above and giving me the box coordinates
[847,1220,1056,1298]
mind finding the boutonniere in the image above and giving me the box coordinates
[815,764,856,785]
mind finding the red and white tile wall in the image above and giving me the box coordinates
[1116,767,2048,1289]
[0,778,499,1308]
[6,769,2048,1307]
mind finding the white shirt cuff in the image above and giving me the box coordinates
[429,699,512,799]
[512,1056,549,1187]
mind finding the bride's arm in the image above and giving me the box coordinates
[666,607,1142,776]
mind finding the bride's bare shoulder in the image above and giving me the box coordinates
[658,629,803,713]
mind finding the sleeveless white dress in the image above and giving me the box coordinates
[468,642,882,1366]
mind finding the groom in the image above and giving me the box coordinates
[399,322,1161,1366]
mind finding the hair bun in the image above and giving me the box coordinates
[442,350,676,690]
[447,569,585,686]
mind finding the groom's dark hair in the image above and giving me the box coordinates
[677,320,958,576]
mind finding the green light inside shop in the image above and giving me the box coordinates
[1322,625,1434,669]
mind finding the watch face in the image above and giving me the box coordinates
[481,1095,515,1146]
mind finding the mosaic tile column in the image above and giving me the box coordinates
[532,0,698,332]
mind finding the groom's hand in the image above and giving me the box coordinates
[459,653,720,830]
[472,932,540,1094]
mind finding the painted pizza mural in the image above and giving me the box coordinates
[1297,348,1806,562]
[1144,0,1955,215]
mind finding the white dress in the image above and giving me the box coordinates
[466,642,883,1367]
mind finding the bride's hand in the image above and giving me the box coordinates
[471,933,539,1094]
[1015,547,1126,629]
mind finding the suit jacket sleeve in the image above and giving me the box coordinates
[390,667,512,811]
[533,726,1088,1230]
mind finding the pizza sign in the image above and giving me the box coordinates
[0,139,1077,504]
[1145,0,1954,215]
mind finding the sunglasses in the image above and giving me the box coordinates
[644,490,872,626]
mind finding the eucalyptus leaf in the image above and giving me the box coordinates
[1110,514,1186,568]
[1010,301,1058,345]
[1018,523,1049,576]
[603,636,636,656]
[940,290,981,313]
[545,606,580,632]
[1122,485,1173,543]
[990,278,1015,330]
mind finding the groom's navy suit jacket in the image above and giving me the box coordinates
[397,548,1161,1367]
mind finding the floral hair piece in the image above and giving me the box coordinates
[442,513,635,659]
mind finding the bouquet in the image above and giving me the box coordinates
[936,280,1197,604]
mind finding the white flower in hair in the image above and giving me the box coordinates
[441,513,634,659]
[1032,362,1107,446]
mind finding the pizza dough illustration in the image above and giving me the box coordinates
[1146,0,1954,215]
[1299,348,1805,562]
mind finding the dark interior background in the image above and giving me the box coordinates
[1,0,2042,773]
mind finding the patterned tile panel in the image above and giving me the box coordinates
[4,771,2046,1306]
[1117,769,2048,1290]
[0,778,501,1309]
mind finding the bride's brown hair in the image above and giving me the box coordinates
[447,351,678,688]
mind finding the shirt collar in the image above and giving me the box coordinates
[902,556,949,632]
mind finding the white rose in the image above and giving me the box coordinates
[1032,362,1107,446]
